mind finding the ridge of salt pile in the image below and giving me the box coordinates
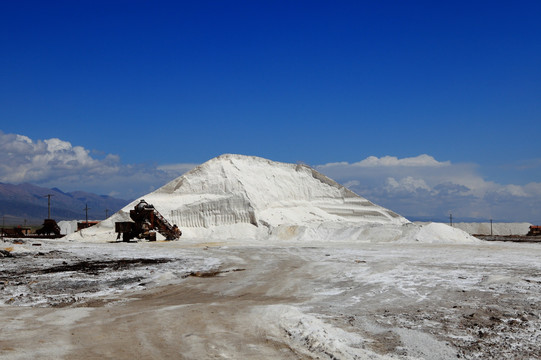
[68,154,478,244]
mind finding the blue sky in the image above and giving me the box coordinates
[1,1,540,222]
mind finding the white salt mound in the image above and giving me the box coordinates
[400,223,479,244]
[67,154,477,244]
[58,220,78,235]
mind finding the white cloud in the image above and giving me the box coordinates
[355,154,449,167]
[316,155,541,222]
[496,185,528,197]
[385,176,431,193]
[0,130,194,199]
[0,131,120,183]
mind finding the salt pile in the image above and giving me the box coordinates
[68,154,477,244]
[58,220,78,235]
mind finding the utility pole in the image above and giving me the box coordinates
[44,194,54,219]
[490,219,493,236]
[83,203,90,224]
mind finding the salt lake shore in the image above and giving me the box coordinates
[1,155,539,359]
[1,238,540,359]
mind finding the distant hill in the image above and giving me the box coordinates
[0,182,130,225]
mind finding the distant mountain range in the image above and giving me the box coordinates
[0,182,130,225]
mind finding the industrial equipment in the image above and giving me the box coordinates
[0,226,30,238]
[527,225,541,236]
[115,199,181,242]
[1,221,62,239]
[36,219,62,237]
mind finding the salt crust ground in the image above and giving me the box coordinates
[1,237,540,359]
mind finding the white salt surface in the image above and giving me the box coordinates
[0,238,222,307]
[2,237,540,358]
[67,154,476,244]
[255,305,403,360]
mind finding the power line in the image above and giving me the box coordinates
[44,194,54,219]
[83,203,90,223]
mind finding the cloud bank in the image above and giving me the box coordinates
[1,131,539,222]
[0,130,196,199]
[316,155,541,222]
